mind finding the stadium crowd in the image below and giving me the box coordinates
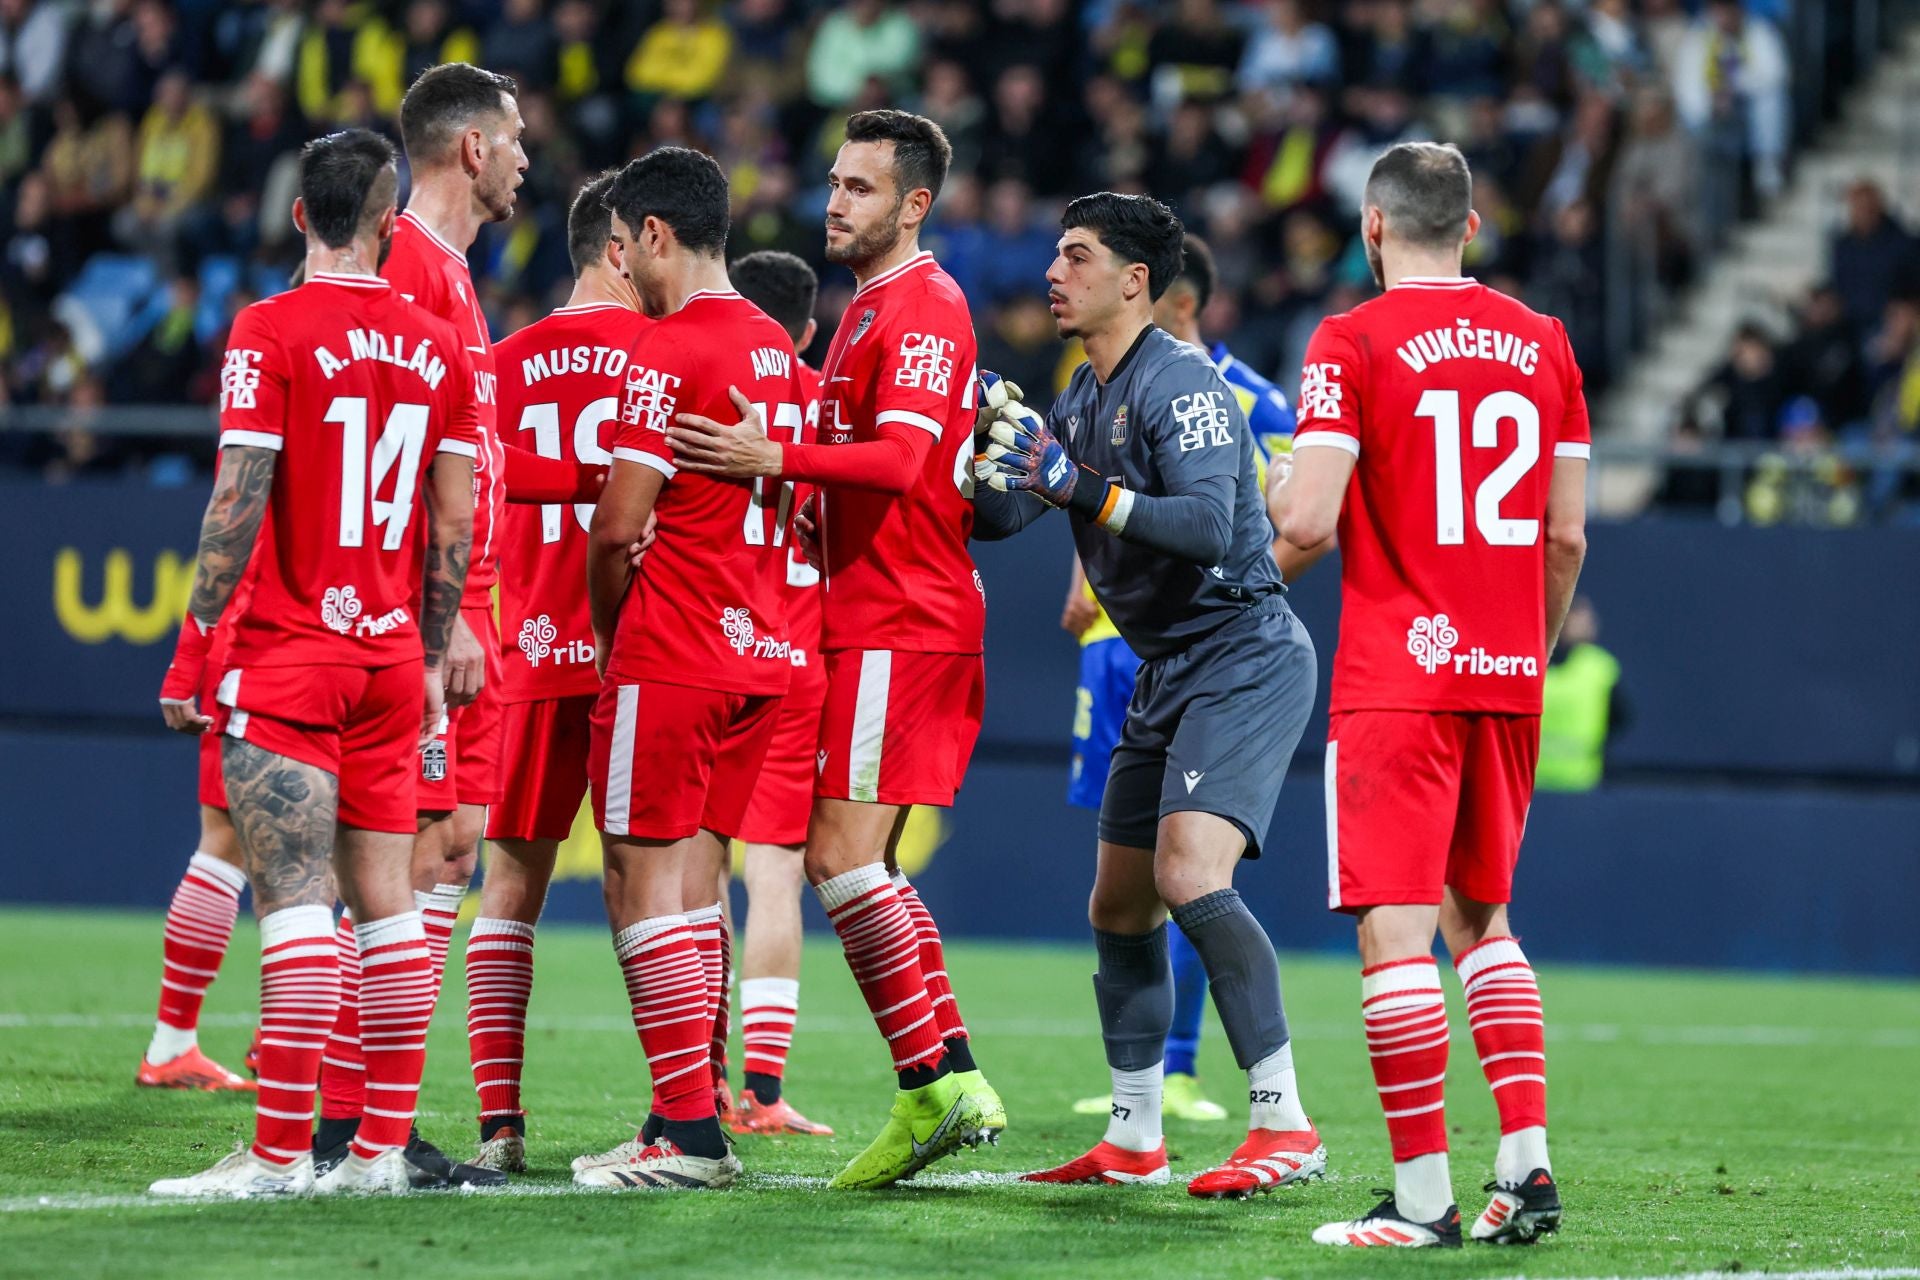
[0,0,1821,485]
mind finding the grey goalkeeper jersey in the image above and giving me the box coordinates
[978,325,1286,660]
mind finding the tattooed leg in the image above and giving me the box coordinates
[223,738,339,915]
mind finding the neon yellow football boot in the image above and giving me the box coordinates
[952,1068,1006,1144]
[827,1072,989,1190]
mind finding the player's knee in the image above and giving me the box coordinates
[1087,883,1160,936]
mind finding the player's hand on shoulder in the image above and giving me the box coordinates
[668,386,782,478]
[794,493,822,569]
[444,612,485,707]
[159,696,212,735]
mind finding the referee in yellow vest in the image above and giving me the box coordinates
[1537,597,1626,792]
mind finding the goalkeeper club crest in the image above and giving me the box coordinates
[420,738,448,783]
[1111,404,1129,445]
[850,308,876,344]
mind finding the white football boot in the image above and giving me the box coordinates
[150,1148,313,1198]
[572,1139,742,1191]
[312,1148,412,1196]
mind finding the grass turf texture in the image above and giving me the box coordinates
[0,908,1915,1280]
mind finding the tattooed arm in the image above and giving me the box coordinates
[187,445,276,630]
[420,454,474,741]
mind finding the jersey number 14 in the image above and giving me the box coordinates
[1416,388,1540,547]
[328,396,428,550]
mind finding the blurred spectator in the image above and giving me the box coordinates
[1527,94,1618,227]
[40,95,133,262]
[726,0,807,106]
[1351,0,1432,99]
[976,177,1055,305]
[116,71,218,267]
[628,0,733,103]
[1672,0,1789,198]
[914,59,985,175]
[1536,596,1626,792]
[1427,1,1510,103]
[977,295,1059,404]
[1147,101,1232,220]
[982,64,1059,195]
[1781,285,1867,431]
[1241,80,1338,217]
[380,3,482,113]
[1702,323,1785,441]
[1147,0,1242,108]
[1612,88,1698,289]
[1574,0,1649,95]
[486,0,556,91]
[1513,1,1575,111]
[1235,0,1338,106]
[806,0,919,109]
[107,274,199,403]
[0,72,31,191]
[1829,180,1920,341]
[1322,86,1424,212]
[1865,297,1920,436]
[1528,199,1606,385]
[205,0,304,88]
[0,0,69,104]
[1745,397,1860,527]
[1652,417,1723,513]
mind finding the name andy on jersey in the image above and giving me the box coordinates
[1395,319,1541,376]
[314,329,450,389]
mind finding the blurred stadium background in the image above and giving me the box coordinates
[1,0,1917,980]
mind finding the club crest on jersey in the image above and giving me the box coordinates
[320,585,363,635]
[1111,404,1128,445]
[420,738,448,782]
[850,309,876,344]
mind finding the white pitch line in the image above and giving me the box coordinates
[3,1011,1915,1049]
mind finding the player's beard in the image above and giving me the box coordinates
[826,198,904,270]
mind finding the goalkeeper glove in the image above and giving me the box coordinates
[974,402,1114,517]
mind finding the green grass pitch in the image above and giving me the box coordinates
[1,907,1915,1279]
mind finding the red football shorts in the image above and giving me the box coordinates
[196,632,233,809]
[590,680,780,841]
[417,604,506,812]
[815,650,984,808]
[487,694,595,843]
[736,668,829,847]
[212,659,424,834]
[1324,710,1541,912]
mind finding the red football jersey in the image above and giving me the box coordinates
[815,252,983,655]
[494,301,653,702]
[779,359,825,680]
[1295,276,1591,715]
[384,210,504,607]
[606,290,802,695]
[216,272,480,669]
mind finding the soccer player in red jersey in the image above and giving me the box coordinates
[721,250,833,1139]
[314,63,524,1177]
[1272,144,1589,1248]
[668,110,1002,1188]
[149,129,479,1198]
[460,170,647,1173]
[572,147,804,1191]
[145,565,258,1092]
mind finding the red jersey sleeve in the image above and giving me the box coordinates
[871,293,970,442]
[610,327,681,477]
[1292,316,1365,457]
[438,340,482,459]
[216,304,292,451]
[1551,320,1592,460]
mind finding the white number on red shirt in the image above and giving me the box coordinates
[327,396,428,550]
[514,397,616,541]
[1415,388,1540,547]
[743,402,806,547]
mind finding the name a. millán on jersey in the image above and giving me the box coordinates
[313,329,450,389]
[521,345,629,385]
[1396,320,1541,376]
[750,346,792,380]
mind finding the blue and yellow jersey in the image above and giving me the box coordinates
[1076,341,1295,646]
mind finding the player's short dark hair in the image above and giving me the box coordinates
[298,128,399,250]
[1364,141,1473,250]
[845,109,953,203]
[603,146,730,256]
[399,62,517,163]
[1060,192,1186,301]
[730,250,817,345]
[566,169,619,276]
[1171,233,1217,311]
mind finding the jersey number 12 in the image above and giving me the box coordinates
[1416,388,1539,547]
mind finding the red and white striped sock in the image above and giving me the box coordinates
[318,910,364,1122]
[614,915,714,1122]
[251,905,339,1166]
[740,977,798,1081]
[465,918,535,1126]
[416,882,466,1003]
[892,872,968,1044]
[686,905,725,1071]
[817,864,944,1079]
[147,851,247,1064]
[351,912,434,1160]
[711,913,732,1086]
[1363,957,1453,1221]
[1456,936,1550,1182]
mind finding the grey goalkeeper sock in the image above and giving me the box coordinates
[1092,925,1174,1072]
[1169,888,1291,1070]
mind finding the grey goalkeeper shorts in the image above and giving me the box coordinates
[1097,595,1316,859]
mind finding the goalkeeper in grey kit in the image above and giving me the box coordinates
[974,192,1328,1197]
